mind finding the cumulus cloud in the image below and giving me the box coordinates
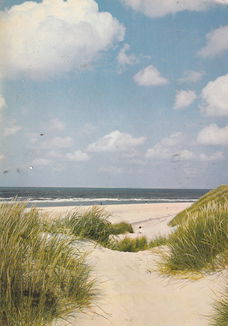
[146,132,224,161]
[121,0,226,18]
[201,74,228,116]
[178,70,205,83]
[133,65,168,86]
[117,44,137,65]
[197,124,228,145]
[199,25,228,57]
[4,121,22,136]
[146,132,183,159]
[66,150,90,161]
[174,90,197,110]
[0,0,125,79]
[87,130,146,152]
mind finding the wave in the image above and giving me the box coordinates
[0,197,197,204]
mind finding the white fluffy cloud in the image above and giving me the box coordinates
[66,150,90,161]
[199,25,228,57]
[121,0,226,18]
[197,124,228,145]
[178,70,205,83]
[117,44,137,65]
[87,130,146,152]
[0,0,125,79]
[146,132,183,159]
[174,90,197,110]
[134,65,168,86]
[146,132,224,161]
[201,74,228,116]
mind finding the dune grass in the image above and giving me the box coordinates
[108,235,168,252]
[149,235,168,248]
[0,202,95,326]
[63,206,112,244]
[210,287,228,326]
[169,185,228,227]
[110,222,133,235]
[49,207,134,245]
[109,236,149,252]
[162,203,228,273]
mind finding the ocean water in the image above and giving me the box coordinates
[0,187,209,207]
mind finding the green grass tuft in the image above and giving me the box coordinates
[163,203,228,272]
[110,222,133,235]
[65,206,112,244]
[0,202,95,326]
[110,236,149,252]
[149,235,168,248]
[169,185,228,227]
[210,287,228,326]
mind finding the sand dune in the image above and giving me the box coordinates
[46,203,226,326]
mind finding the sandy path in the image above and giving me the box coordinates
[56,243,225,326]
[50,203,226,326]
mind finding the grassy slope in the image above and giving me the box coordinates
[169,185,228,227]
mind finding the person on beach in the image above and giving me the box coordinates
[139,226,142,234]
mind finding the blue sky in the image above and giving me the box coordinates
[0,0,228,188]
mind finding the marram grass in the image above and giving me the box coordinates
[110,222,133,235]
[51,206,134,244]
[108,235,168,252]
[162,202,228,273]
[210,286,228,326]
[0,202,95,326]
[63,206,112,244]
[169,185,228,227]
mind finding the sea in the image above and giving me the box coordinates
[0,187,209,207]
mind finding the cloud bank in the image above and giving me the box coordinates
[87,130,146,152]
[121,0,227,18]
[146,132,224,161]
[0,0,125,79]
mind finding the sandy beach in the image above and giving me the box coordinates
[40,202,192,238]
[40,203,226,326]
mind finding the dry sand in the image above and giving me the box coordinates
[42,203,226,326]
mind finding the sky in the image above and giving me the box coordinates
[0,0,228,189]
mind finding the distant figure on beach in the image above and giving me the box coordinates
[139,226,142,234]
